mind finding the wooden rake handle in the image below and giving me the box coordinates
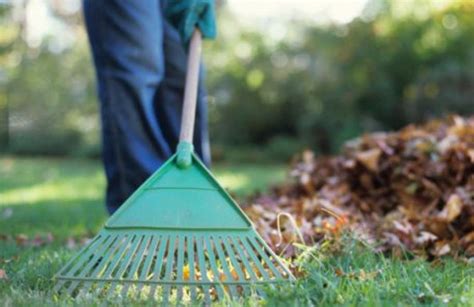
[179,29,202,144]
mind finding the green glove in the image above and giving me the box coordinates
[165,0,217,43]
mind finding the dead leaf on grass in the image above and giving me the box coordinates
[468,149,474,163]
[0,269,8,280]
[355,148,382,172]
[0,256,19,264]
[15,234,28,246]
[415,231,437,245]
[66,237,77,249]
[439,194,463,222]
[430,241,451,257]
[465,245,474,257]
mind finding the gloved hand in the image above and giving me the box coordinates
[165,0,217,43]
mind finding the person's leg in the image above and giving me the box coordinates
[83,0,210,214]
[154,3,211,166]
[84,0,172,214]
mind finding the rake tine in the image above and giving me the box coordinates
[176,235,185,301]
[135,235,160,297]
[54,279,67,294]
[211,235,238,298]
[93,235,133,295]
[248,236,283,279]
[221,236,249,296]
[162,235,177,305]
[229,237,258,281]
[66,235,117,295]
[149,235,169,300]
[56,235,102,277]
[231,237,266,297]
[55,231,292,303]
[204,236,225,300]
[196,236,211,305]
[80,235,129,294]
[121,235,151,297]
[107,234,142,297]
[187,235,197,301]
[239,237,270,280]
[255,235,293,278]
[60,235,109,280]
[54,235,104,293]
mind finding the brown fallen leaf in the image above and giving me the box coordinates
[439,194,463,223]
[468,149,474,164]
[30,233,54,247]
[32,235,45,247]
[0,256,19,264]
[335,268,345,277]
[15,234,28,246]
[0,269,8,280]
[415,231,437,245]
[465,244,474,257]
[430,242,451,257]
[460,231,474,247]
[355,148,382,172]
[334,268,356,279]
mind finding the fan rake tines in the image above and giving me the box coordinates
[54,230,291,303]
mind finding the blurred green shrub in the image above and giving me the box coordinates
[211,135,305,163]
[9,127,82,156]
[265,135,306,161]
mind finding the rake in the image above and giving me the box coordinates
[54,30,294,304]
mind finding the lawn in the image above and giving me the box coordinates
[0,156,473,306]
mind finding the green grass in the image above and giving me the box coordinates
[0,156,473,306]
[266,239,474,306]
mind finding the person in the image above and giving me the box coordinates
[83,0,216,214]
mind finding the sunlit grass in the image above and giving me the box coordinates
[0,157,285,205]
[0,174,104,205]
[213,163,287,196]
[214,173,250,191]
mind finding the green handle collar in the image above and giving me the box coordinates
[176,141,194,168]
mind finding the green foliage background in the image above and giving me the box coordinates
[0,0,473,160]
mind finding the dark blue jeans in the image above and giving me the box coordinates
[83,0,211,214]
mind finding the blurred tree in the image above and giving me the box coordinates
[1,0,98,156]
[0,3,14,151]
[0,0,473,160]
[206,0,474,155]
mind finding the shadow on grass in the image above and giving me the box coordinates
[0,199,107,239]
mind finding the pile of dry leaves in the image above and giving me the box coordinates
[245,115,474,259]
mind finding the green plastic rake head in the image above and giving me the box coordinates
[54,151,294,303]
[54,30,294,303]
